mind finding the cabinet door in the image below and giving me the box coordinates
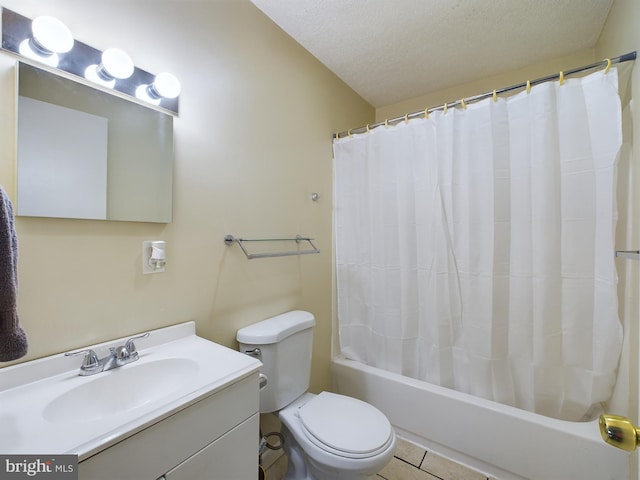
[165,414,258,480]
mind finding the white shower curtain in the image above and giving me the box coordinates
[333,68,623,421]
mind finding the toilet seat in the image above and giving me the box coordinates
[296,392,393,459]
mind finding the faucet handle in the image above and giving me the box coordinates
[124,332,150,356]
[65,349,100,369]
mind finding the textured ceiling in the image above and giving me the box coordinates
[250,0,614,108]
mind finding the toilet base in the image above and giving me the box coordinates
[280,423,381,480]
[281,425,312,480]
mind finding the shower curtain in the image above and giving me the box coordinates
[333,68,623,421]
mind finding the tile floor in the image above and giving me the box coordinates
[265,436,493,480]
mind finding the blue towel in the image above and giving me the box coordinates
[0,185,27,361]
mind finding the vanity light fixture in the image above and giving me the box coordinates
[84,47,134,88]
[18,15,74,67]
[2,7,181,115]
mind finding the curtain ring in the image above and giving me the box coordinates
[424,107,429,119]
[443,103,448,114]
[526,80,531,94]
[605,58,612,74]
[348,129,353,138]
[384,119,389,128]
[460,98,467,110]
[366,124,370,133]
[493,90,498,102]
[335,132,340,140]
[559,71,564,86]
[404,113,409,124]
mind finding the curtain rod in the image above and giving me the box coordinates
[334,51,637,139]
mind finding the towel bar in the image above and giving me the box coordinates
[224,234,320,259]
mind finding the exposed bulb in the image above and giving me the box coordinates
[31,16,74,54]
[149,72,181,99]
[18,16,74,68]
[136,72,181,104]
[84,48,134,88]
[98,48,134,80]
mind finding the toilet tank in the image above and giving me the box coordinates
[237,310,315,413]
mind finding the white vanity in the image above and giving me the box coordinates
[0,322,262,479]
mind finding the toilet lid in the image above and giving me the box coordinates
[297,392,392,457]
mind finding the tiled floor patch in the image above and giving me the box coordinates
[377,438,490,480]
[265,436,493,480]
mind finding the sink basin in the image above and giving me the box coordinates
[0,321,262,460]
[43,358,200,423]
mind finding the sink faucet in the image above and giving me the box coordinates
[65,332,150,376]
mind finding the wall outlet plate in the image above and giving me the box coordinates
[142,240,165,274]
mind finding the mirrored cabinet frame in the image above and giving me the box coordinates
[1,7,177,223]
[16,63,174,223]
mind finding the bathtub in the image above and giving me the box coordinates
[332,356,632,480]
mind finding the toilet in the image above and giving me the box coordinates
[237,310,396,480]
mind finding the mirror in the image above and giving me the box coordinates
[16,62,173,223]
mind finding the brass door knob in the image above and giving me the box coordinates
[599,414,640,451]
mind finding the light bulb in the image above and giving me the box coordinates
[18,16,74,68]
[84,65,115,88]
[19,39,59,67]
[31,16,74,54]
[99,48,134,80]
[150,72,181,99]
[136,73,180,105]
[84,48,134,88]
[135,84,161,105]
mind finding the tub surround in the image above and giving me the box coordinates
[332,356,630,480]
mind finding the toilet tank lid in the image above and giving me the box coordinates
[237,310,315,344]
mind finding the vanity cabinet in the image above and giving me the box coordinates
[78,374,259,480]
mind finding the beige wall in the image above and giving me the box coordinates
[0,0,374,397]
[375,48,596,122]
